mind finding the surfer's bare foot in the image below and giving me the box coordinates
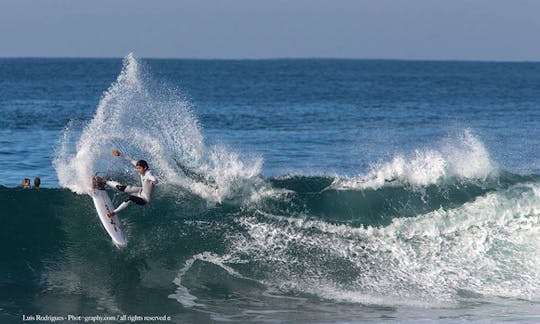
[93,176,106,184]
[107,211,116,218]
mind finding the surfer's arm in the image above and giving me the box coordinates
[146,173,158,186]
[124,155,137,167]
[112,149,137,166]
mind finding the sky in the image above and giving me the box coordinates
[1,0,539,61]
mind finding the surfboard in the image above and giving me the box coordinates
[90,178,127,247]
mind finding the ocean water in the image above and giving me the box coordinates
[1,54,540,322]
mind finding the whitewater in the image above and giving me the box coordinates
[1,55,540,322]
[54,54,263,203]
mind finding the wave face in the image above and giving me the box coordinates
[3,173,540,321]
[3,55,539,322]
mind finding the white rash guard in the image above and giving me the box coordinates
[105,155,158,214]
[127,157,157,202]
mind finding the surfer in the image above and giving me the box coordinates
[94,150,158,217]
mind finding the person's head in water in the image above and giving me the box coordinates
[22,178,31,188]
[136,160,149,175]
[34,177,41,188]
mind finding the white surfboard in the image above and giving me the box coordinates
[90,183,127,248]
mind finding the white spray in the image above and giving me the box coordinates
[332,129,497,190]
[54,53,262,203]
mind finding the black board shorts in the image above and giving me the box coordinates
[125,195,147,206]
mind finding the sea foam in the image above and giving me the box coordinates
[225,182,540,307]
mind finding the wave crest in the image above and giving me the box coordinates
[332,130,497,190]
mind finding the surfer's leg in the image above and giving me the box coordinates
[107,195,147,217]
[123,185,142,194]
[106,180,141,194]
[127,195,147,206]
[106,180,127,192]
[108,202,128,217]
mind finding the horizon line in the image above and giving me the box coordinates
[1,55,539,64]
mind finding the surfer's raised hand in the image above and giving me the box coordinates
[113,150,136,166]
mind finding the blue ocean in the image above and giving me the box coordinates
[1,54,540,322]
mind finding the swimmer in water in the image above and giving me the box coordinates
[94,150,158,217]
[21,178,31,188]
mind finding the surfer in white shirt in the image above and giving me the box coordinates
[94,149,158,217]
